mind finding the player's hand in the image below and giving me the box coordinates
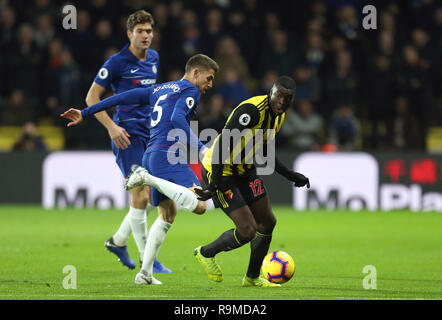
[60,108,83,127]
[288,172,310,188]
[108,124,131,149]
[194,183,217,201]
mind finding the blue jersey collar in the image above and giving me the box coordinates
[180,78,198,90]
[122,43,149,61]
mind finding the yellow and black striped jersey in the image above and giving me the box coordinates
[202,95,285,176]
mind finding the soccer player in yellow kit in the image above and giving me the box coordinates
[194,76,310,287]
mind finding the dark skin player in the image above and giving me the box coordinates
[194,76,310,286]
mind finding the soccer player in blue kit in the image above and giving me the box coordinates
[61,54,219,285]
[84,10,170,273]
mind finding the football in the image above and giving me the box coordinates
[261,251,295,284]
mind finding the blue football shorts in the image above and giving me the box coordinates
[142,149,200,206]
[112,135,149,178]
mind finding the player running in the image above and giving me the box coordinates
[61,54,219,285]
[193,76,310,287]
[84,10,170,273]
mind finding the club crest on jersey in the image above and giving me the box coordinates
[239,113,251,126]
[224,189,234,199]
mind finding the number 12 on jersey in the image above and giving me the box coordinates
[249,179,264,197]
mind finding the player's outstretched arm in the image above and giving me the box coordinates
[81,88,149,119]
[60,108,83,127]
[61,89,149,128]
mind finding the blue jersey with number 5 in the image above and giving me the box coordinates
[81,78,204,152]
[146,79,203,152]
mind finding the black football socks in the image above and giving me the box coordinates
[200,228,249,257]
[246,231,272,279]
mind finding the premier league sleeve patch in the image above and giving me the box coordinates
[98,67,109,79]
[239,113,251,126]
[186,97,195,109]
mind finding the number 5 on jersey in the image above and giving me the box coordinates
[151,94,167,127]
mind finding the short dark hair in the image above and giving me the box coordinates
[275,76,296,91]
[127,10,154,31]
[185,54,219,74]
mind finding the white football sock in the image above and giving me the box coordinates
[113,211,132,246]
[141,217,172,275]
[144,203,156,260]
[146,175,198,211]
[129,207,148,258]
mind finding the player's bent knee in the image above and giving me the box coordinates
[259,211,277,233]
[131,196,148,209]
[158,199,177,224]
[238,225,257,242]
[130,186,149,199]
[193,200,206,215]
[158,211,176,224]
[163,216,175,224]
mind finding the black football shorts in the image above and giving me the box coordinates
[201,166,267,215]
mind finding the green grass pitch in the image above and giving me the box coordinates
[0,205,440,300]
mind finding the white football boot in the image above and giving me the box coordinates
[134,271,163,285]
[125,165,150,190]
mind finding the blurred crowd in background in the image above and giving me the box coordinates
[0,0,441,152]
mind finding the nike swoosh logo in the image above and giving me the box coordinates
[130,68,139,73]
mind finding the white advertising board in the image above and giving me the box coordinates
[43,152,127,209]
[293,153,379,210]
[42,151,214,210]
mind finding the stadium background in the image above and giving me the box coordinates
[0,0,441,207]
